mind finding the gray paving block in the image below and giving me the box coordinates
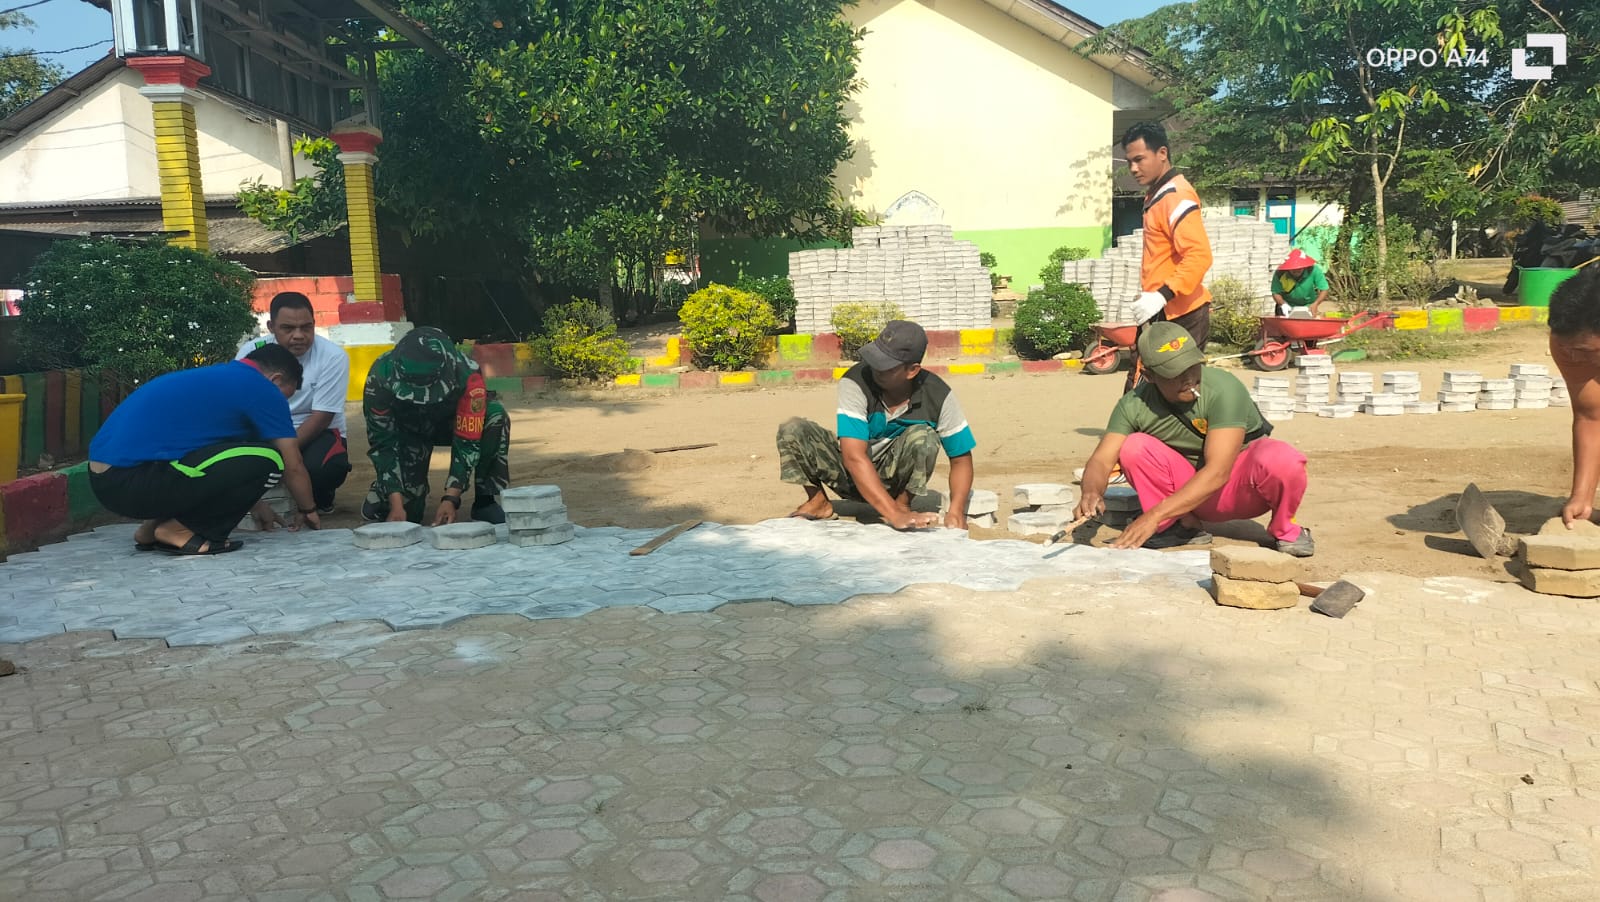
[353,522,425,550]
[430,522,499,550]
[510,523,576,546]
[1013,483,1074,507]
[1008,510,1074,536]
[966,489,1000,516]
[508,508,570,531]
[502,485,565,513]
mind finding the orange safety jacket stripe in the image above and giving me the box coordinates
[1140,170,1214,319]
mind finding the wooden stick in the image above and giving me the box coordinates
[629,520,702,556]
[1046,515,1093,546]
[647,443,718,454]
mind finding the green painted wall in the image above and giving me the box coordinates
[953,226,1112,290]
[699,237,845,284]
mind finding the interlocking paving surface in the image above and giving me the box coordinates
[0,519,1206,647]
[5,529,1600,899]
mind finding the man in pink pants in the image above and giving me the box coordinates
[1075,322,1314,555]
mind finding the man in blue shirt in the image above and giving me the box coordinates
[88,344,321,555]
[776,320,977,530]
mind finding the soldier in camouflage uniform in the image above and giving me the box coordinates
[361,327,510,525]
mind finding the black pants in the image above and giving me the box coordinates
[90,442,283,543]
[303,429,352,509]
[1125,302,1212,393]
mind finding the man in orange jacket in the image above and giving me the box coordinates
[1121,121,1214,392]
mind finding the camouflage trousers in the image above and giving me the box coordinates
[364,400,510,522]
[776,417,939,501]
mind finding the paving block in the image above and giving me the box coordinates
[430,522,498,550]
[0,471,67,550]
[1519,534,1600,571]
[62,461,97,522]
[508,507,569,531]
[353,522,424,550]
[968,512,997,529]
[502,485,565,513]
[510,523,576,546]
[1520,566,1600,598]
[1538,517,1600,537]
[1007,509,1074,536]
[1211,575,1300,610]
[1013,483,1074,506]
[1210,545,1301,582]
[966,489,999,516]
[1102,485,1142,512]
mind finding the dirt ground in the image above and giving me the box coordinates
[322,324,1566,584]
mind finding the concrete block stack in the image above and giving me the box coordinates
[1098,485,1142,529]
[1477,378,1516,411]
[503,485,575,546]
[1251,376,1294,421]
[1007,483,1078,536]
[1510,364,1553,409]
[1209,545,1303,610]
[1058,212,1289,323]
[1336,371,1375,407]
[1292,356,1335,414]
[1381,371,1422,404]
[789,225,991,333]
[1519,528,1600,598]
[966,489,1000,529]
[1438,371,1482,412]
[1362,392,1405,417]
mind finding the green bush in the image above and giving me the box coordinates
[1207,276,1264,349]
[979,251,1001,290]
[1010,245,1099,358]
[19,238,256,387]
[658,280,693,313]
[678,283,779,370]
[531,299,633,381]
[733,274,795,330]
[830,302,905,360]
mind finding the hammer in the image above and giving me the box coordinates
[1298,579,1365,618]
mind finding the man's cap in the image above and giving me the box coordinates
[1279,248,1317,271]
[859,320,928,371]
[1137,322,1205,380]
[386,326,471,404]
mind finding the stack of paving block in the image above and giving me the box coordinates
[966,489,1000,529]
[789,225,991,333]
[1059,212,1289,323]
[1250,376,1294,421]
[1510,363,1553,409]
[503,485,574,546]
[1438,371,1483,412]
[1519,523,1600,598]
[1098,485,1142,529]
[1007,483,1077,536]
[1320,370,1368,417]
[1209,545,1303,610]
[1292,356,1334,414]
[1477,377,1516,411]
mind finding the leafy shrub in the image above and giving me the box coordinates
[679,283,779,370]
[19,238,256,387]
[1206,276,1264,349]
[830,302,905,360]
[531,299,633,381]
[658,280,693,313]
[979,251,1001,290]
[1009,245,1099,358]
[237,137,346,240]
[1310,219,1450,310]
[734,275,795,330]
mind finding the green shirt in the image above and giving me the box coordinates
[1272,265,1329,306]
[1105,367,1267,467]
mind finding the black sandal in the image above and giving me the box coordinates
[157,536,243,556]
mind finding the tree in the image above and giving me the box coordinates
[0,11,64,119]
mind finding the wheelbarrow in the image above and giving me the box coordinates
[1242,311,1395,371]
[1081,323,1138,375]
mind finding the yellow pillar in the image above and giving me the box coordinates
[331,123,385,305]
[127,57,212,252]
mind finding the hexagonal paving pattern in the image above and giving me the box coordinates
[5,568,1600,898]
[0,519,1205,646]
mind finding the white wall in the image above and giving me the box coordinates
[0,66,303,205]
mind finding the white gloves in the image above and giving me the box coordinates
[1129,291,1167,325]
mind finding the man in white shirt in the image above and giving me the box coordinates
[236,292,352,513]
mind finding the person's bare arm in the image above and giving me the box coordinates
[1310,289,1330,316]
[1111,427,1244,549]
[1075,432,1129,520]
[295,411,334,448]
[841,437,934,530]
[271,436,321,530]
[945,453,973,529]
[1554,335,1600,525]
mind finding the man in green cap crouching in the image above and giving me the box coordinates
[1074,322,1315,556]
[361,326,511,525]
